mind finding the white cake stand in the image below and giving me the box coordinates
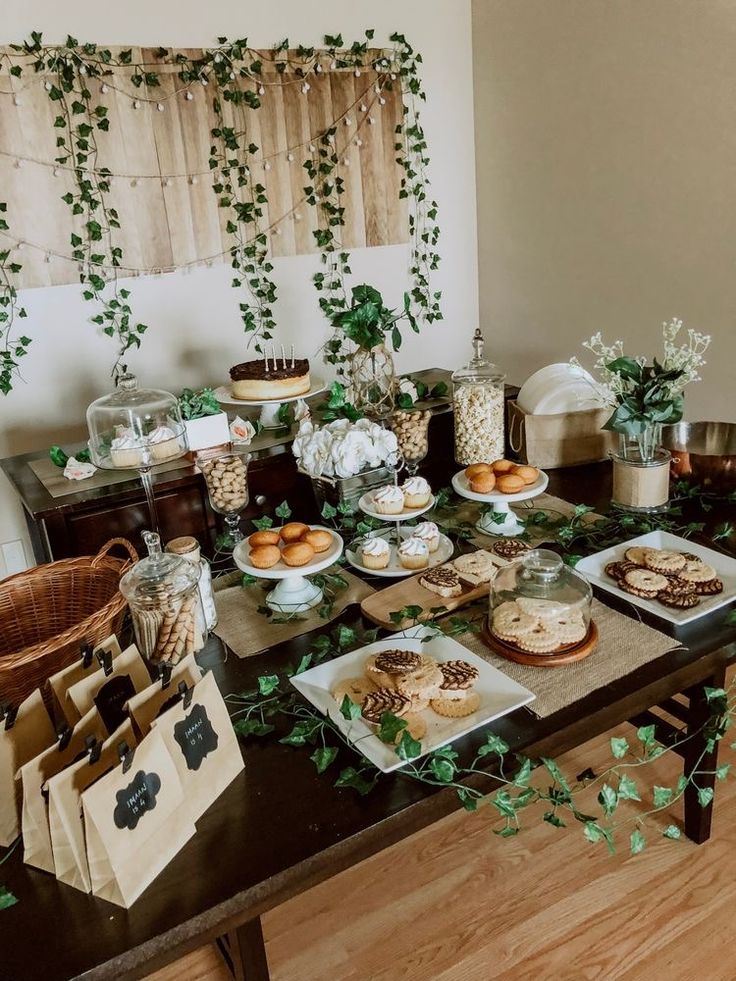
[345,526,453,578]
[214,379,326,430]
[233,526,343,613]
[451,470,549,537]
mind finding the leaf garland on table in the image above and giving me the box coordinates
[0,838,20,911]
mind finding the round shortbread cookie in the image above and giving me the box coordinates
[515,623,564,653]
[694,577,723,596]
[624,546,650,566]
[332,676,377,707]
[395,654,444,700]
[679,559,717,584]
[644,549,686,574]
[393,713,428,743]
[515,597,565,618]
[364,654,398,689]
[539,612,587,645]
[430,691,481,718]
[622,568,669,597]
[492,601,538,640]
[658,578,696,597]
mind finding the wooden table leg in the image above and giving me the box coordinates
[683,670,726,845]
[227,916,271,981]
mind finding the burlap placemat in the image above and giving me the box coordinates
[455,598,681,718]
[212,568,375,658]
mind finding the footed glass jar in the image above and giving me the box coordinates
[489,549,592,654]
[452,329,505,465]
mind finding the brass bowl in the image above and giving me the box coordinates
[661,422,736,492]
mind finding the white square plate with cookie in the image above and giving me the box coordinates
[576,531,736,625]
[290,634,535,773]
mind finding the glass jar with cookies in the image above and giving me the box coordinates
[488,548,593,658]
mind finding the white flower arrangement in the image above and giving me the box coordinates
[292,417,399,479]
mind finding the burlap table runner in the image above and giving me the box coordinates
[455,598,681,718]
[212,568,375,658]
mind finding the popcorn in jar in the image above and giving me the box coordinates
[452,328,506,465]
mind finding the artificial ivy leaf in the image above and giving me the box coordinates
[636,724,656,749]
[513,758,532,788]
[429,756,455,784]
[617,774,641,802]
[716,763,731,780]
[275,500,292,520]
[652,785,673,807]
[340,695,361,721]
[310,746,338,774]
[0,886,18,910]
[396,730,422,761]
[252,516,274,531]
[280,718,322,747]
[334,766,376,796]
[610,736,629,759]
[456,788,478,812]
[377,712,407,744]
[48,445,69,468]
[478,733,509,757]
[662,825,682,840]
[334,624,355,649]
[491,790,516,818]
[697,787,714,808]
[541,757,571,793]
[321,501,338,521]
[257,674,279,696]
[495,825,518,838]
[597,783,618,816]
[630,829,646,855]
[543,811,566,828]
[232,718,275,737]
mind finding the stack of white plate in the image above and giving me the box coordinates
[517,363,603,415]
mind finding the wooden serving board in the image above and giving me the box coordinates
[360,570,494,631]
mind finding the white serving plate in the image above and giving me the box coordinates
[345,527,454,579]
[358,490,436,522]
[576,531,736,625]
[451,469,548,504]
[290,634,535,773]
[213,378,326,406]
[232,525,343,578]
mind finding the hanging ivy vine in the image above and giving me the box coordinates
[0,30,441,388]
[0,203,30,395]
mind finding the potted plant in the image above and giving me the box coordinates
[579,319,711,510]
[331,285,418,420]
[178,387,231,454]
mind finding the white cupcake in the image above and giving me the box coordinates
[360,536,391,570]
[402,476,431,508]
[109,433,144,468]
[147,425,181,462]
[372,484,405,515]
[398,537,429,570]
[411,520,440,553]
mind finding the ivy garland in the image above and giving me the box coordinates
[0,30,441,387]
[0,203,30,395]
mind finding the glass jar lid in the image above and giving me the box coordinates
[119,531,199,608]
[490,548,592,616]
[452,328,505,385]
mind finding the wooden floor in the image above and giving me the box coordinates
[149,717,736,981]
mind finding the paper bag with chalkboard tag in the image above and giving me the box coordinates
[19,705,106,874]
[47,635,122,727]
[150,671,244,824]
[126,654,203,738]
[82,727,196,907]
[66,644,151,735]
[47,719,136,893]
[0,690,56,846]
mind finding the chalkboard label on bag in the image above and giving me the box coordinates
[174,703,218,771]
[113,770,162,830]
[94,674,136,733]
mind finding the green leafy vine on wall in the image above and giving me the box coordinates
[0,30,441,388]
[0,203,30,395]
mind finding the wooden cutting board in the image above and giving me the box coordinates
[360,570,494,631]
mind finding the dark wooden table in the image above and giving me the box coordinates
[1,465,734,981]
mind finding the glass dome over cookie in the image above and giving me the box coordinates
[86,372,188,470]
[489,548,593,654]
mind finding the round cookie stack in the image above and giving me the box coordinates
[491,598,588,654]
[605,546,723,610]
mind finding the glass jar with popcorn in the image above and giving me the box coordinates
[451,329,506,465]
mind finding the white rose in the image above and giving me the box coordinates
[230,416,256,444]
[293,398,311,422]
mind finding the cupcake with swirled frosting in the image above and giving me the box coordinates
[398,537,429,570]
[401,476,431,508]
[372,484,405,515]
[360,536,391,570]
[411,520,440,553]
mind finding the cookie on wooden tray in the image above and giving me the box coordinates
[332,676,377,707]
[492,601,538,641]
[491,538,531,560]
[621,568,669,598]
[643,549,686,575]
[361,688,411,724]
[430,691,481,718]
[451,550,497,586]
[418,565,464,598]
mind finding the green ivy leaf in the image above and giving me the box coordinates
[0,885,18,910]
[429,756,456,783]
[636,724,657,749]
[320,501,338,521]
[630,829,646,855]
[252,516,274,531]
[257,674,279,696]
[377,712,407,744]
[597,783,618,816]
[543,811,566,828]
[663,825,682,840]
[275,500,292,520]
[617,774,641,802]
[396,730,422,761]
[653,785,673,807]
[716,763,731,780]
[334,766,376,796]
[233,718,275,737]
[610,736,629,759]
[339,694,361,721]
[48,445,69,468]
[541,757,570,793]
[697,787,714,808]
[478,733,509,757]
[310,746,338,774]
[334,624,356,649]
[457,788,479,811]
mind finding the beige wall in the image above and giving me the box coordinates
[0,0,477,568]
[472,0,736,420]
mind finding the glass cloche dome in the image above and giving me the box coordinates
[86,373,187,471]
[489,548,593,655]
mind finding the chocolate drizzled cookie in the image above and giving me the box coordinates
[373,649,423,674]
[439,660,479,691]
[361,688,411,723]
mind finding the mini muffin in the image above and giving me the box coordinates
[411,520,441,553]
[372,485,405,515]
[465,463,492,481]
[401,476,432,508]
[512,464,539,486]
[302,528,333,553]
[491,459,516,475]
[248,530,280,548]
[280,521,310,543]
[281,541,315,566]
[249,544,281,569]
[496,473,526,494]
[398,537,429,570]
[470,470,496,494]
[360,536,391,570]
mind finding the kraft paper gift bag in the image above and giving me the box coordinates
[19,705,106,874]
[47,719,136,893]
[67,644,151,735]
[48,635,122,727]
[0,691,56,846]
[82,727,196,908]
[126,654,203,738]
[151,672,244,824]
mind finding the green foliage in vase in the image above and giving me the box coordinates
[331,284,417,353]
[177,387,222,420]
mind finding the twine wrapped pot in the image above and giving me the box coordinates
[0,538,137,708]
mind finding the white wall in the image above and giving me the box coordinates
[1,0,478,566]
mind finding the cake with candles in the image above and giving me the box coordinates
[229,346,310,400]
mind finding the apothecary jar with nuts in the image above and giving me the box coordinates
[200,452,250,548]
[390,408,432,475]
[451,328,506,465]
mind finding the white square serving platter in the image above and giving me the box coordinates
[576,531,736,625]
[290,634,535,773]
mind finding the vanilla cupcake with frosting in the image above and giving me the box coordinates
[411,520,440,553]
[402,476,431,508]
[109,429,144,468]
[372,484,405,515]
[398,537,429,570]
[360,536,391,570]
[147,425,182,462]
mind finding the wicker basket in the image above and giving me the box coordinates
[0,538,137,709]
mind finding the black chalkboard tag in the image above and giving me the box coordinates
[117,739,135,774]
[57,722,73,752]
[113,769,162,831]
[94,673,135,734]
[86,734,102,766]
[3,704,18,731]
[96,647,114,677]
[81,642,94,669]
[158,662,173,690]
[174,702,219,772]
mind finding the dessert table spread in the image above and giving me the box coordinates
[1,464,735,981]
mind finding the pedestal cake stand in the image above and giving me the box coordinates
[214,379,326,430]
[451,469,549,537]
